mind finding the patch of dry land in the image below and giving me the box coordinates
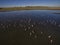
[0,6,60,11]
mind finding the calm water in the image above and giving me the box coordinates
[0,10,60,45]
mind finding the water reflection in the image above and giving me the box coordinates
[0,10,60,45]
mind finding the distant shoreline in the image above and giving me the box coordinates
[0,6,60,12]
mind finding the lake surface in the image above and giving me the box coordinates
[0,10,60,45]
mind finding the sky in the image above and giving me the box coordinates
[0,0,60,7]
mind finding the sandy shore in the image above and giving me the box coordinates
[0,6,60,12]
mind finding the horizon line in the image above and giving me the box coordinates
[0,5,60,8]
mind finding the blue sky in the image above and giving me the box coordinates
[0,0,60,7]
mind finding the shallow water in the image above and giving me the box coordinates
[0,10,60,45]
